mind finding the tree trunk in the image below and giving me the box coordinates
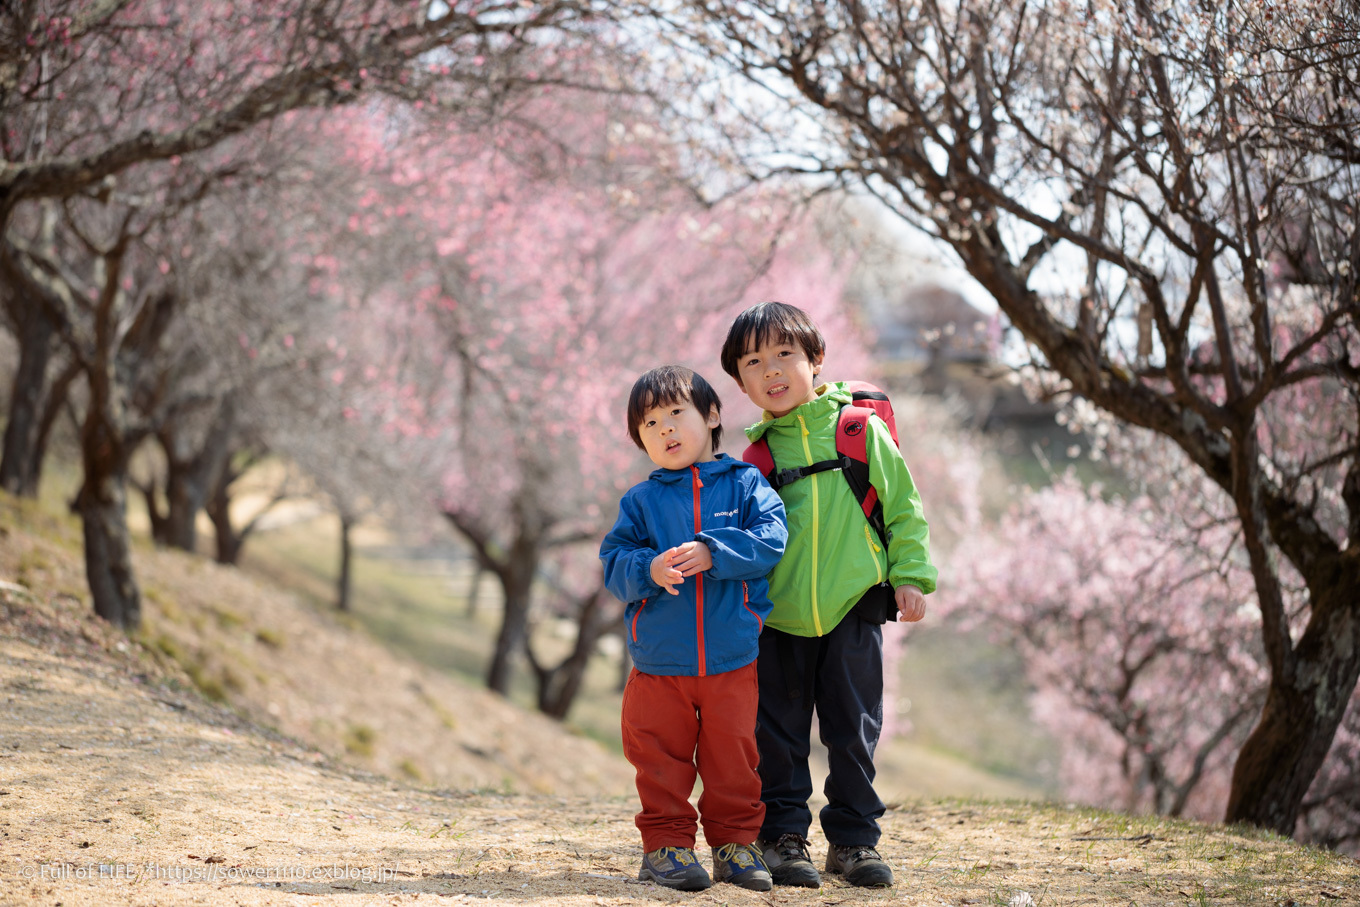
[205,453,273,567]
[31,360,80,490]
[206,476,245,565]
[337,513,354,612]
[138,478,170,546]
[535,646,592,720]
[0,297,58,497]
[1225,564,1360,833]
[75,405,140,630]
[162,471,201,551]
[159,397,239,554]
[526,584,619,719]
[487,557,536,695]
[441,508,552,697]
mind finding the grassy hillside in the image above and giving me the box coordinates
[0,490,629,797]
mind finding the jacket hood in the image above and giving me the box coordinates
[647,452,754,484]
[744,383,851,443]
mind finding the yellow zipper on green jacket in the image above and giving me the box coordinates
[864,525,884,584]
[797,413,824,636]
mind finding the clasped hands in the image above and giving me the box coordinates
[648,541,926,621]
[649,541,713,595]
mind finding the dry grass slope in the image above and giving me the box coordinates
[0,493,629,797]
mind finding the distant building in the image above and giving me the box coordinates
[874,283,995,364]
[872,283,1055,432]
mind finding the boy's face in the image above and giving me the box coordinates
[637,398,721,471]
[733,338,823,418]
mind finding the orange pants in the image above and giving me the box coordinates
[621,662,764,852]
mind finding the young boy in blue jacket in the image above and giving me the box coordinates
[600,365,788,893]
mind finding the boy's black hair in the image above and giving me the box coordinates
[626,365,723,452]
[720,301,826,379]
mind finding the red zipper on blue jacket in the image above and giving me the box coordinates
[742,580,762,631]
[691,464,706,676]
[631,600,645,643]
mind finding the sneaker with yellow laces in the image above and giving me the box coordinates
[711,842,772,891]
[638,846,712,891]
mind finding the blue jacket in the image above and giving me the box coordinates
[600,454,787,677]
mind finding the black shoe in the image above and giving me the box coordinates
[826,843,894,887]
[638,846,712,891]
[757,833,821,887]
[711,842,772,891]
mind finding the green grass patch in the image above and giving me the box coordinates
[211,605,245,629]
[344,723,377,758]
[254,627,285,648]
[151,633,182,661]
[184,660,227,702]
[239,516,630,752]
[398,758,426,783]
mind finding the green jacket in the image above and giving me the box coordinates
[746,382,937,636]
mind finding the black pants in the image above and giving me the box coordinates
[755,604,885,847]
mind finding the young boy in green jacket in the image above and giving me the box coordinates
[721,301,937,889]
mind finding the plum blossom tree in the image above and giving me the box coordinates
[312,94,867,709]
[0,0,602,630]
[0,0,597,207]
[945,473,1267,820]
[945,429,1360,849]
[133,163,320,554]
[655,0,1360,834]
[0,183,205,629]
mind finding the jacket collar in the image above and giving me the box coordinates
[648,452,749,484]
[745,382,851,442]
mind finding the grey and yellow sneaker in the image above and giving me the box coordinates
[757,833,821,887]
[711,842,772,891]
[826,843,894,888]
[638,846,712,891]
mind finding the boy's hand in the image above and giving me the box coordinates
[895,584,926,622]
[650,550,684,595]
[668,541,713,577]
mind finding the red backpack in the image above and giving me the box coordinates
[740,380,897,549]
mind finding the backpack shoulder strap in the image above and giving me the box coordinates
[836,404,873,467]
[836,404,883,536]
[741,438,776,484]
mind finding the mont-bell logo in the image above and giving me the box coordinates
[844,419,865,437]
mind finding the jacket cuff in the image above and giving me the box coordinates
[631,551,662,599]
